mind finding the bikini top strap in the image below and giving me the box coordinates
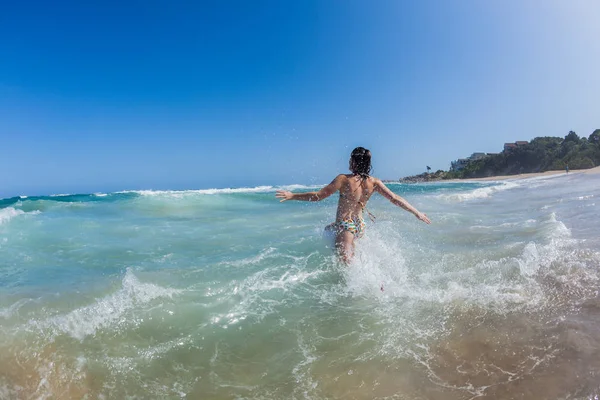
[358,201,376,223]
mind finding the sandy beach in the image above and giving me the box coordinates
[454,165,600,182]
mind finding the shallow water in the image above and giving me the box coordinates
[1,174,600,399]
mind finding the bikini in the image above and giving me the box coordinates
[334,215,367,238]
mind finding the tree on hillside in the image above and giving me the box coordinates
[587,129,600,165]
[564,131,580,143]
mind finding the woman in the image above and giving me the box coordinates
[276,147,431,263]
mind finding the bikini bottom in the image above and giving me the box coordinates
[325,216,366,238]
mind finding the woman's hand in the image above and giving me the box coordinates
[416,212,431,224]
[276,190,294,202]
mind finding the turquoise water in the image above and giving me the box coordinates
[1,175,600,399]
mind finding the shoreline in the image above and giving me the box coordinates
[452,165,600,182]
[395,166,600,184]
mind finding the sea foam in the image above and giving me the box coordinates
[437,181,519,202]
[35,269,181,341]
[118,184,324,197]
[0,207,40,225]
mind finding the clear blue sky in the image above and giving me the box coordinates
[1,1,599,197]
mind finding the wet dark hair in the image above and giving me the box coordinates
[350,147,372,178]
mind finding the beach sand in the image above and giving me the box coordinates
[454,165,600,182]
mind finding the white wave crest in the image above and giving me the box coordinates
[0,298,32,319]
[0,207,24,224]
[577,195,594,200]
[0,207,40,225]
[541,212,572,240]
[42,269,180,340]
[437,181,519,202]
[277,184,324,191]
[119,184,324,197]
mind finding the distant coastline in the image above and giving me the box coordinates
[396,165,600,183]
[396,170,450,183]
[398,130,600,183]
[455,165,600,181]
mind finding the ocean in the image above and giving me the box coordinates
[1,173,600,399]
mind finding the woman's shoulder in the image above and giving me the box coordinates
[366,176,383,190]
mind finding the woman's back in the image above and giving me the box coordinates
[336,174,375,221]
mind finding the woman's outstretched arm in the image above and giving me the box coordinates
[373,179,431,224]
[276,175,344,202]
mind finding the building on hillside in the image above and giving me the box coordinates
[450,158,470,171]
[504,143,517,152]
[450,152,489,171]
[470,152,487,160]
[504,141,529,152]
